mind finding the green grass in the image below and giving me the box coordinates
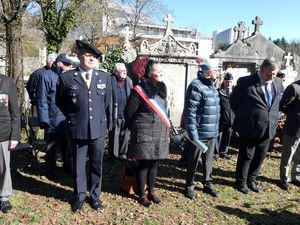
[1,148,299,224]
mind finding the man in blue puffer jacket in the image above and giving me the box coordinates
[183,58,220,199]
[36,54,73,179]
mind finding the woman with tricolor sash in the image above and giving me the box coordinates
[125,60,169,207]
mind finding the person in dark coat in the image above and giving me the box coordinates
[279,79,300,190]
[56,40,112,213]
[230,58,283,194]
[183,58,220,200]
[108,63,133,160]
[217,72,235,159]
[125,60,169,207]
[36,54,73,179]
[0,74,20,213]
[26,53,56,117]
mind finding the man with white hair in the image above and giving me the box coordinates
[183,58,220,199]
[107,63,133,160]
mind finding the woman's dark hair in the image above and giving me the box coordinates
[144,60,159,78]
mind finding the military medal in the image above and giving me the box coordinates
[97,83,106,89]
[71,92,77,104]
[72,96,77,104]
[0,94,8,106]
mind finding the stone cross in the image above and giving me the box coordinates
[234,21,247,41]
[252,16,263,33]
[284,52,293,67]
[163,14,174,36]
[122,26,132,44]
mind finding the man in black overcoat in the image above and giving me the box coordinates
[230,58,282,194]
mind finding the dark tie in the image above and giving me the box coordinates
[264,84,272,107]
[86,72,90,81]
[85,72,91,88]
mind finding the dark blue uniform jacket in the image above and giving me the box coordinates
[56,67,112,140]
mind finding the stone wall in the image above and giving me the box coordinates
[162,63,198,126]
[23,57,44,79]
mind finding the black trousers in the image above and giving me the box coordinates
[45,132,71,174]
[236,134,271,185]
[185,138,217,192]
[136,160,159,196]
[108,118,130,159]
[218,126,233,155]
[70,137,105,202]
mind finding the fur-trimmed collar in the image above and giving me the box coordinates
[140,78,167,99]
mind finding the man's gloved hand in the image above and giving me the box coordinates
[40,122,49,129]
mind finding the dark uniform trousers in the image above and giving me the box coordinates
[235,132,271,185]
[70,136,105,202]
[56,68,112,203]
[185,138,217,192]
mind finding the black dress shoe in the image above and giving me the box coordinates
[236,184,250,194]
[1,201,12,213]
[72,200,84,213]
[46,171,61,181]
[118,154,127,160]
[279,180,289,190]
[89,199,102,211]
[184,190,196,200]
[291,180,300,187]
[248,181,261,193]
[219,153,232,159]
[203,185,219,198]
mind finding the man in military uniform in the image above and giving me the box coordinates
[56,40,112,213]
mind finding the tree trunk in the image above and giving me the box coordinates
[5,17,25,113]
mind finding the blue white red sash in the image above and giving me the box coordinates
[134,85,171,129]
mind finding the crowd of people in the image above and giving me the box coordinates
[0,40,299,214]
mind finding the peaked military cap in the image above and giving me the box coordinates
[76,40,102,58]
